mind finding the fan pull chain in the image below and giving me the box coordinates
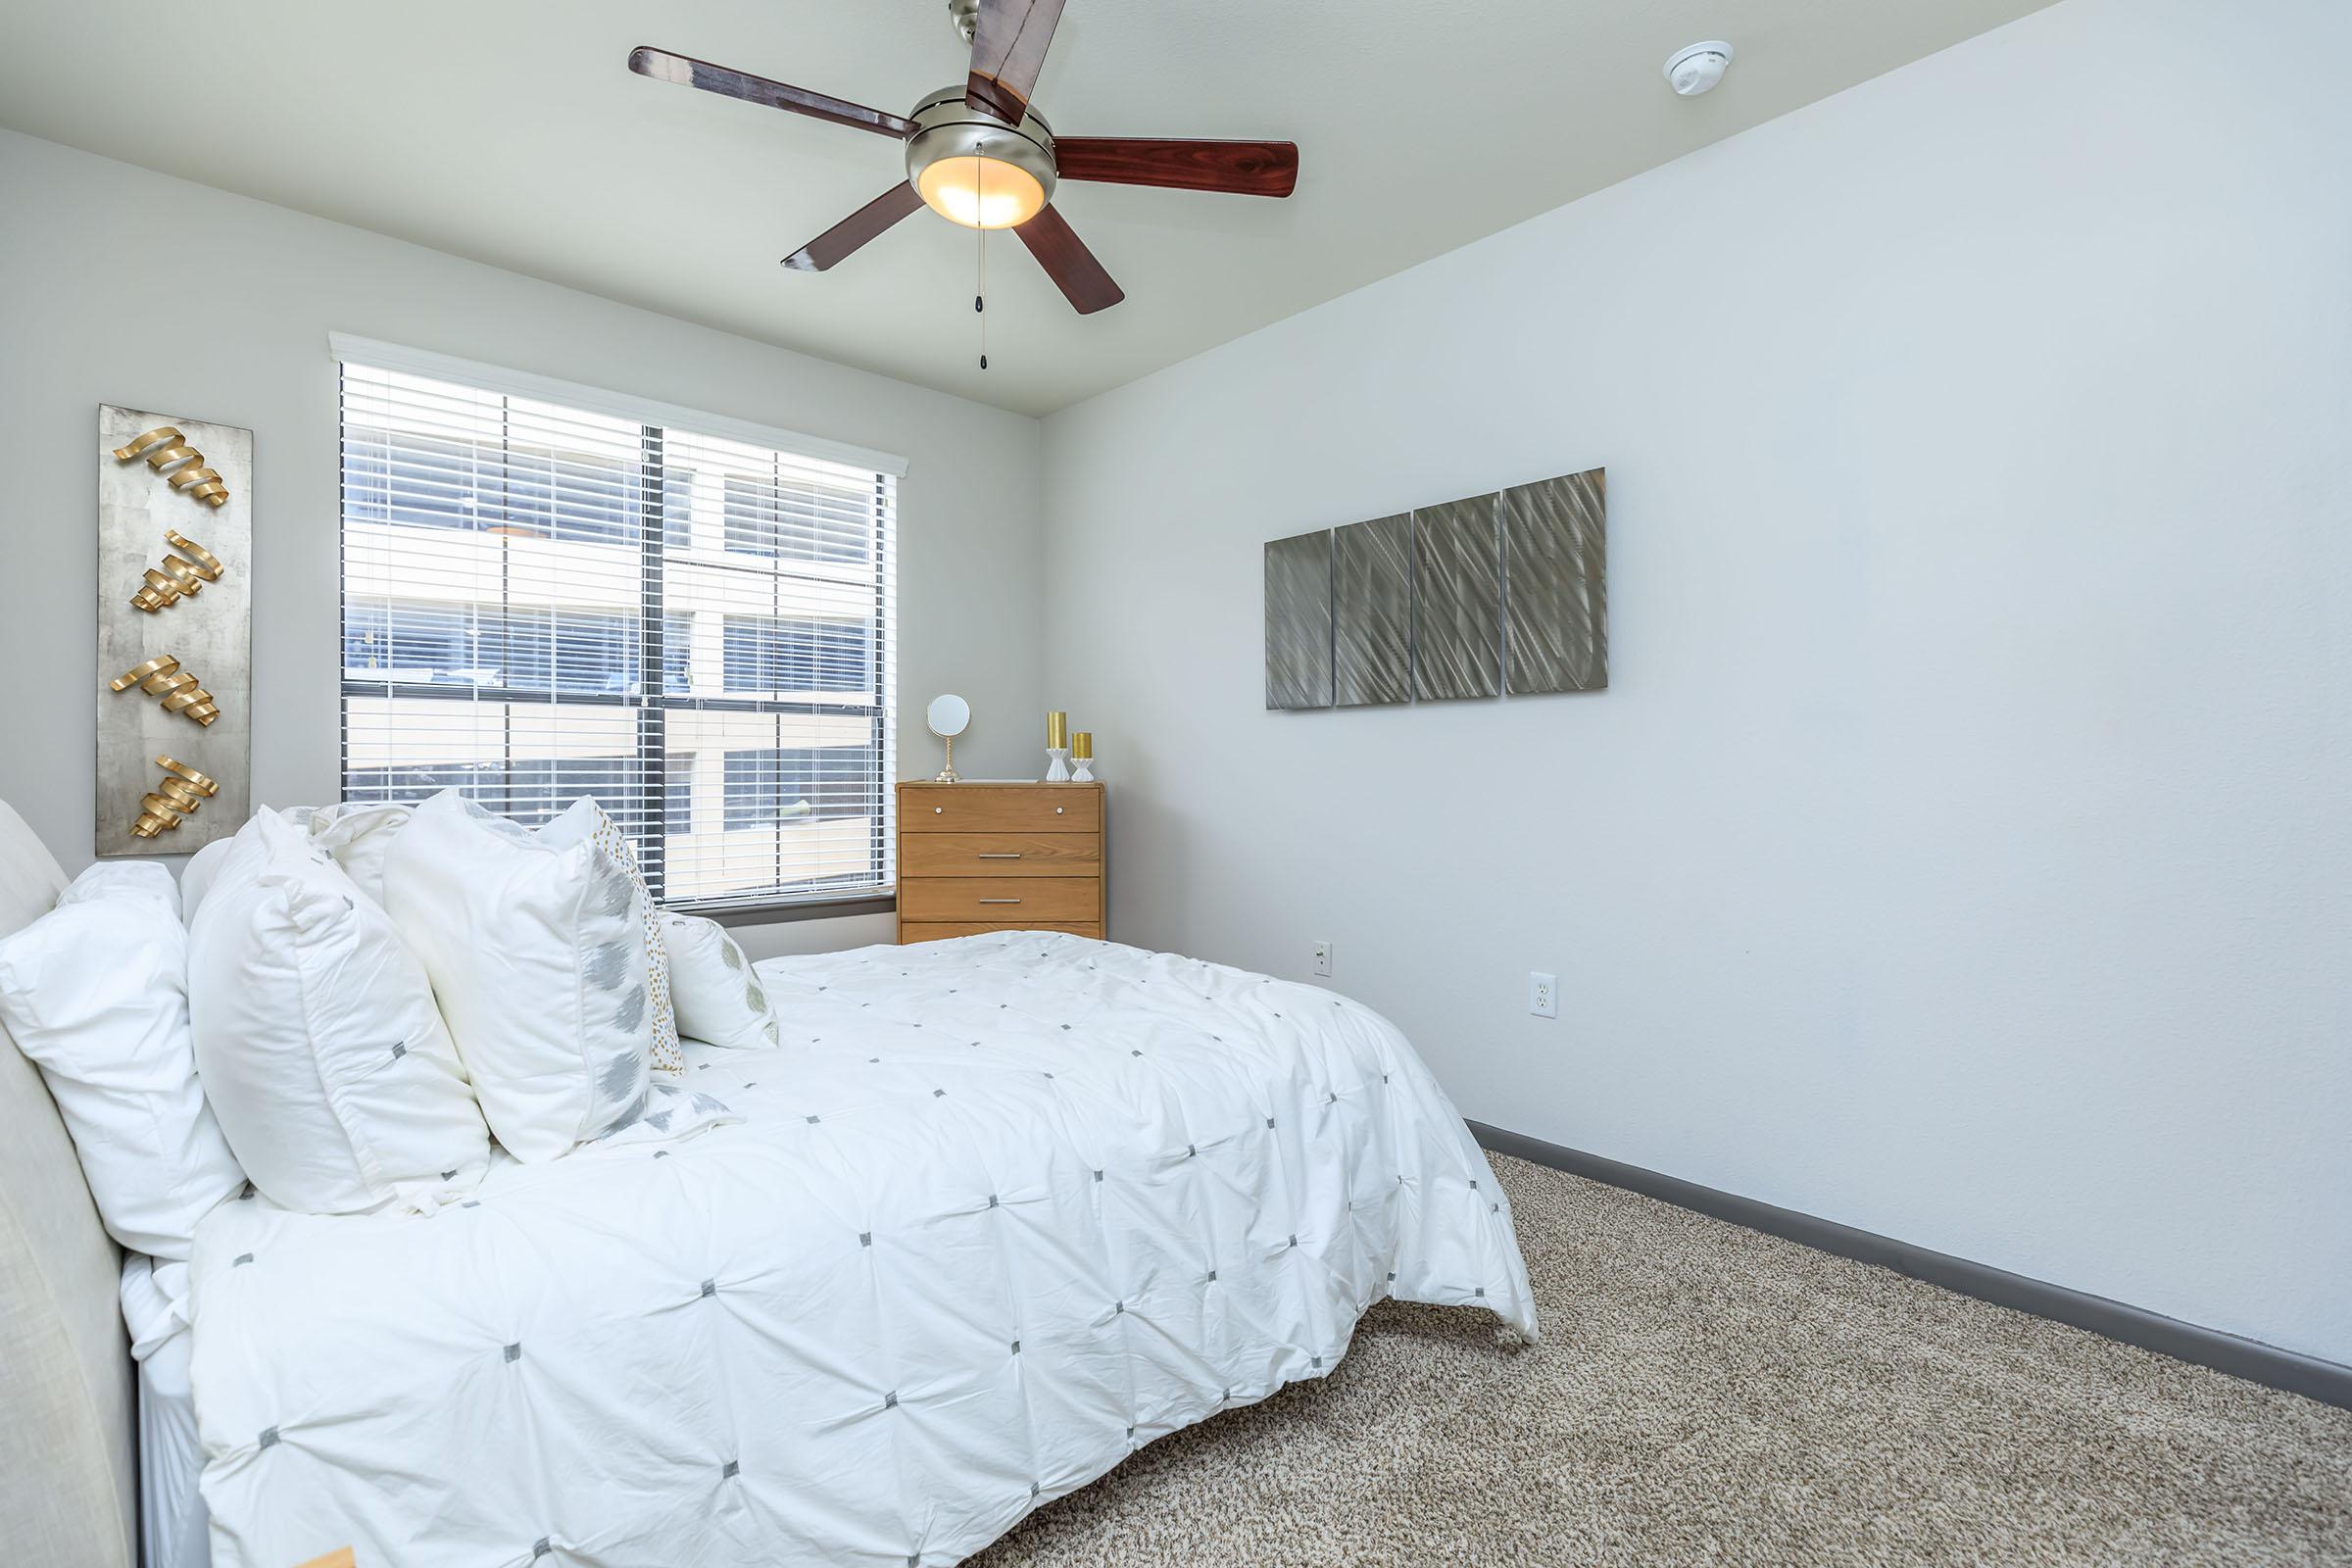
[975,188,989,371]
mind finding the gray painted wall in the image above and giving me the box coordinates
[0,127,1047,953]
[4,0,2345,1371]
[1041,0,2352,1365]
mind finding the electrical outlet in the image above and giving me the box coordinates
[1528,971,1558,1018]
[1312,940,1333,978]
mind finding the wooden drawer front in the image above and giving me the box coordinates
[901,787,1101,835]
[902,920,1103,944]
[900,876,1100,924]
[902,833,1101,879]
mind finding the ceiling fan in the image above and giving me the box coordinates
[628,0,1298,316]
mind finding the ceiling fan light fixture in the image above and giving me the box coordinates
[630,7,1298,317]
[905,84,1058,231]
[917,155,1048,229]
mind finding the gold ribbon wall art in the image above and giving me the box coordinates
[97,405,252,857]
[129,530,227,613]
[128,757,220,840]
[111,656,221,726]
[111,425,231,509]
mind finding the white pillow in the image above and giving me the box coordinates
[181,805,307,923]
[188,811,490,1213]
[57,859,183,919]
[189,804,415,926]
[302,801,413,904]
[662,913,780,1052]
[0,861,244,1257]
[381,791,652,1162]
[541,798,681,1072]
[179,835,238,924]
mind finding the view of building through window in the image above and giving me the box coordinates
[339,361,896,907]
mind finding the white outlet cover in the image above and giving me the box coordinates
[1529,971,1558,1018]
[1312,941,1333,977]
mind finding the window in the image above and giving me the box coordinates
[339,345,900,910]
[720,616,873,696]
[344,603,640,695]
[663,755,695,839]
[722,749,867,830]
[722,466,872,564]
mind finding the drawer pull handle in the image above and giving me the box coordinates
[978,898,1021,905]
[976,853,1021,859]
[934,807,944,814]
[1055,806,1064,814]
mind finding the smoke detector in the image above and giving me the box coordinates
[1665,41,1735,97]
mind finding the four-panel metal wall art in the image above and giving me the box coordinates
[1264,467,1606,710]
[97,405,253,855]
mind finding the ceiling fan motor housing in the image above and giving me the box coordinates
[905,85,1058,204]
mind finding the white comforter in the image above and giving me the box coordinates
[187,933,1536,1567]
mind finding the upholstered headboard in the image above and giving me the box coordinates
[0,802,137,1568]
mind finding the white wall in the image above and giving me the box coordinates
[1042,0,2352,1364]
[0,127,1045,954]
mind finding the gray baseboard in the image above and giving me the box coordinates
[1467,1119,2352,1412]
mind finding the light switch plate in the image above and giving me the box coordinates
[1312,940,1333,978]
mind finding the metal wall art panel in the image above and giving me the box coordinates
[1333,512,1412,707]
[97,405,253,856]
[1410,494,1502,701]
[1263,528,1334,710]
[1503,467,1608,694]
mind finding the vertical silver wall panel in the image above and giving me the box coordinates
[1411,494,1502,701]
[1503,467,1608,694]
[1263,528,1334,710]
[96,405,253,857]
[1333,513,1412,707]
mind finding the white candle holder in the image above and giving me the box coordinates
[1071,755,1095,782]
[1044,747,1070,782]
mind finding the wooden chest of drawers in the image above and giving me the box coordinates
[896,781,1104,945]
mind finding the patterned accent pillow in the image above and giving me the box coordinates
[381,792,650,1162]
[662,913,782,1052]
[542,799,683,1072]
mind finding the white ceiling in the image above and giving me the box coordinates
[0,0,2054,416]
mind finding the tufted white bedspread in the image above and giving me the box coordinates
[187,933,1537,1567]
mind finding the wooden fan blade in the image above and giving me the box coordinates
[1015,204,1124,315]
[965,0,1066,123]
[782,183,926,272]
[629,46,915,138]
[1054,138,1299,197]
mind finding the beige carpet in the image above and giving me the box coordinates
[974,1154,2352,1567]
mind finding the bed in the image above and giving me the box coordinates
[1,801,1536,1567]
[0,800,139,1568]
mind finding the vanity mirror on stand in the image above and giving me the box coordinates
[927,693,970,782]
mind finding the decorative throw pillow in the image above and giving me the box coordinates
[381,791,652,1162]
[542,798,681,1072]
[188,810,491,1213]
[0,861,244,1257]
[589,1077,742,1149]
[662,912,781,1051]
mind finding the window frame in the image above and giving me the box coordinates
[332,338,905,919]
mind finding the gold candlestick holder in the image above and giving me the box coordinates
[1045,710,1070,781]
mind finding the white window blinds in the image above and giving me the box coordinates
[338,349,898,911]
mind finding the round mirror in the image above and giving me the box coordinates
[926,693,971,738]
